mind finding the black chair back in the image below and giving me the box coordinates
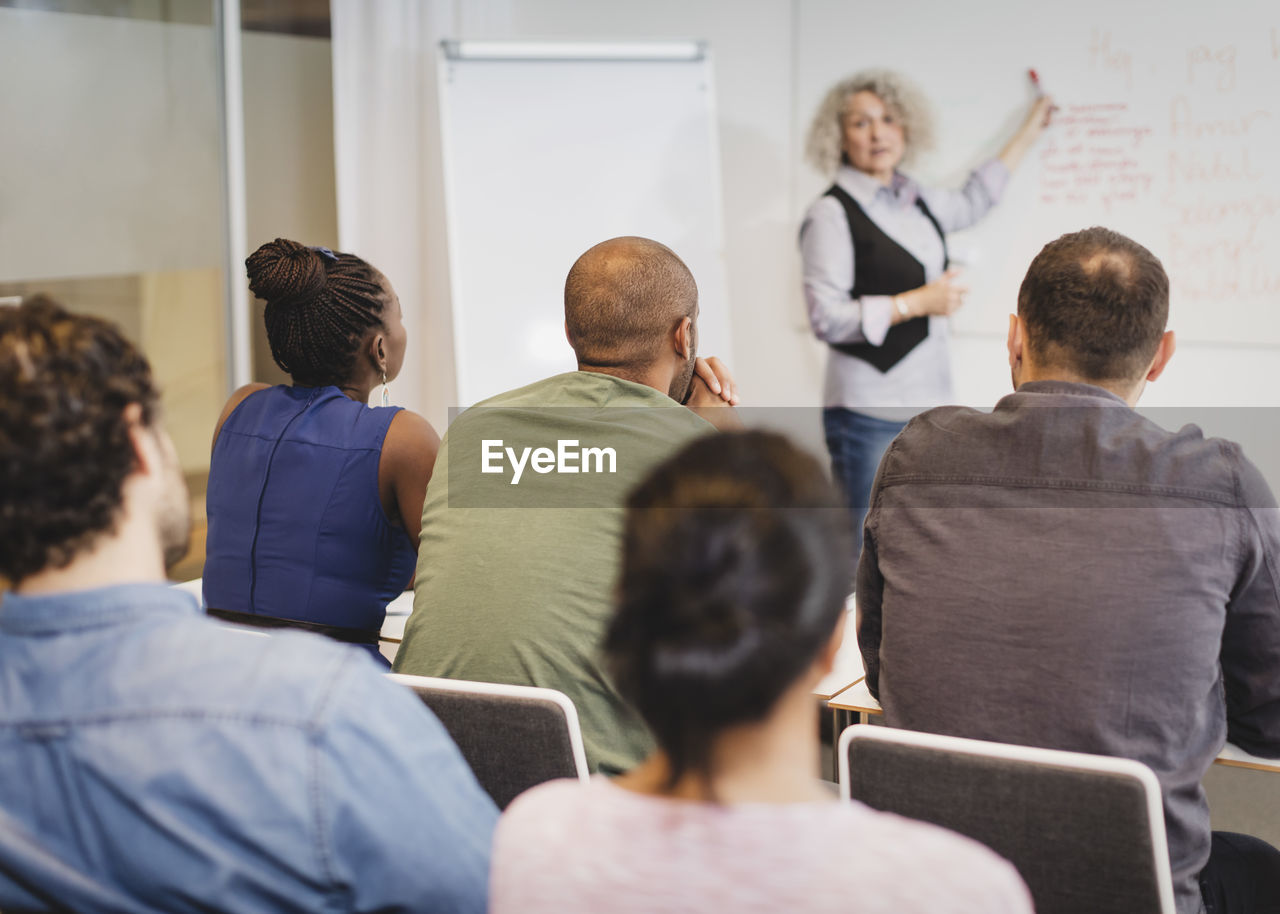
[388,674,589,810]
[839,725,1175,914]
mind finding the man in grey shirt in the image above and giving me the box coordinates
[857,227,1280,914]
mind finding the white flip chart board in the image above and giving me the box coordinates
[438,41,733,409]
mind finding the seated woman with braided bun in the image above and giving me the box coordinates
[203,238,438,667]
[490,431,1032,913]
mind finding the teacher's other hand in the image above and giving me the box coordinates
[900,268,968,320]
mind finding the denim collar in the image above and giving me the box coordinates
[0,582,199,635]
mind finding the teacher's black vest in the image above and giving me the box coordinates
[824,183,949,373]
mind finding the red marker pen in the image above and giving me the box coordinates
[1028,67,1054,125]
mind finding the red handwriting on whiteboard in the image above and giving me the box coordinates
[1186,44,1237,92]
[1164,189,1280,304]
[1167,193,1280,239]
[1088,30,1133,88]
[1038,103,1156,210]
[1169,96,1270,139]
[1168,149,1263,186]
[1168,226,1280,300]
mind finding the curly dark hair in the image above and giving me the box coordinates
[0,296,159,582]
[247,238,392,387]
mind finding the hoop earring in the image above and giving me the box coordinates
[381,370,389,408]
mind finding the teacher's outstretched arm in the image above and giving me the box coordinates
[999,95,1055,172]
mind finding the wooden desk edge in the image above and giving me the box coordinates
[816,677,866,703]
[827,688,880,715]
[824,694,1280,773]
[1213,756,1280,774]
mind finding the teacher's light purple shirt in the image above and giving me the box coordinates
[800,161,1008,414]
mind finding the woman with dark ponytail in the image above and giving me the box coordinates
[202,239,439,666]
[489,431,1032,913]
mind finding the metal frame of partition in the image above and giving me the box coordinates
[214,0,251,393]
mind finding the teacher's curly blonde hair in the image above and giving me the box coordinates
[805,69,936,176]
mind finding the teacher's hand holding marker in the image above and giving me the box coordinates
[799,68,1053,553]
[891,267,969,321]
[1000,69,1057,170]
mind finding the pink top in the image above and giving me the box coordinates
[491,776,1033,913]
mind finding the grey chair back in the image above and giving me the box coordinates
[839,724,1175,914]
[387,674,590,810]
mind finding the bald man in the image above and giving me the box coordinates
[394,238,738,773]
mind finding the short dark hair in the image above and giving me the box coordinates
[1017,227,1169,382]
[605,431,853,789]
[0,296,160,581]
[247,238,393,387]
[564,236,697,368]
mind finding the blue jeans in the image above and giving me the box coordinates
[1201,831,1280,914]
[823,407,907,560]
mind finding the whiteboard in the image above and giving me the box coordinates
[796,0,1280,350]
[438,41,733,408]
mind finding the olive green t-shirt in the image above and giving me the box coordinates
[393,372,715,773]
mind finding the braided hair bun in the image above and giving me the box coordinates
[245,238,391,388]
[246,238,328,306]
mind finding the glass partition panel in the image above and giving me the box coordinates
[0,1,228,581]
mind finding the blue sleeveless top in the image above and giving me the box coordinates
[203,386,416,656]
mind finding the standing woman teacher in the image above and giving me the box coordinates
[801,70,1052,549]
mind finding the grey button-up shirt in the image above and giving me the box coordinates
[857,381,1280,914]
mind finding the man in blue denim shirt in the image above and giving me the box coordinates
[857,228,1280,914]
[0,297,497,913]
